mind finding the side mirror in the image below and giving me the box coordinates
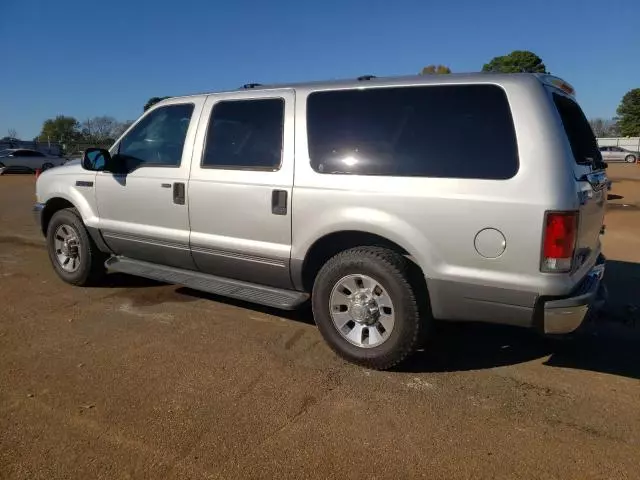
[82,148,111,171]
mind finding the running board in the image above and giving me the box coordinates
[105,256,309,310]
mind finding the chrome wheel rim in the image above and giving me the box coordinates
[53,224,81,273]
[329,274,395,348]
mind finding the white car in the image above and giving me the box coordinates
[0,148,66,173]
[599,146,638,163]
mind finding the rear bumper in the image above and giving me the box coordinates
[428,256,607,334]
[542,257,606,334]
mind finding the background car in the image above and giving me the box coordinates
[0,148,66,174]
[599,146,638,163]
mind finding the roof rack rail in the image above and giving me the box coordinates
[357,75,376,81]
[241,83,263,89]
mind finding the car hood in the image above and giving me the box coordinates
[38,159,85,179]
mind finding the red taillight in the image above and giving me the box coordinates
[541,211,578,272]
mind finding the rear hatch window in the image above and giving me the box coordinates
[552,93,603,167]
[551,91,606,272]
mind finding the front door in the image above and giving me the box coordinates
[95,99,204,270]
[188,89,295,289]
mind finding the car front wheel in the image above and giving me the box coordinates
[625,155,637,163]
[46,208,106,286]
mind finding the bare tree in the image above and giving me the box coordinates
[81,116,118,142]
[112,120,134,138]
[589,118,618,138]
[7,128,17,139]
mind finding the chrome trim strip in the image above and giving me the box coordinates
[190,245,287,268]
[102,232,189,251]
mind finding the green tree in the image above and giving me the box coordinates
[616,89,640,137]
[144,96,171,111]
[420,64,451,75]
[38,115,81,143]
[482,50,547,74]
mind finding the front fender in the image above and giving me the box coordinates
[37,170,99,228]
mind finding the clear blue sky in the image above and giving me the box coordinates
[1,0,638,139]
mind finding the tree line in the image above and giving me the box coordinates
[420,50,640,137]
[29,97,173,149]
[35,115,134,147]
[25,50,640,148]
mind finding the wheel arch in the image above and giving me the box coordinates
[40,195,111,254]
[40,197,75,236]
[294,230,429,296]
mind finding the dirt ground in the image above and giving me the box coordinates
[1,165,639,480]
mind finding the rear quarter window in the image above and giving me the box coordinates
[306,84,519,179]
[552,93,601,166]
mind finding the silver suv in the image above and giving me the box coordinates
[34,73,607,369]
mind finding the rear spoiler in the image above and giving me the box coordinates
[537,74,576,97]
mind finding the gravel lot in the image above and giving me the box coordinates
[1,165,639,479]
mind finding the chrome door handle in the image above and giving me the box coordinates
[160,183,171,188]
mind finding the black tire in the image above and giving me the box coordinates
[312,247,427,370]
[46,208,106,286]
[625,155,637,164]
[41,162,54,171]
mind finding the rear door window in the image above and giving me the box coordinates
[202,98,284,170]
[552,93,601,166]
[306,84,519,179]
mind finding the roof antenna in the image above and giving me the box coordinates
[357,75,376,81]
[241,83,263,89]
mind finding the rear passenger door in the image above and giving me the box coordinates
[188,89,295,289]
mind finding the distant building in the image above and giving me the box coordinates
[596,137,640,151]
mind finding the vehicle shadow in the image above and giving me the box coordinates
[403,259,640,380]
[110,261,640,379]
[96,273,164,289]
[175,287,317,326]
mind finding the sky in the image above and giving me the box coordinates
[1,0,638,139]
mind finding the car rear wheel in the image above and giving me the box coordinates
[0,162,4,174]
[41,162,54,171]
[312,246,427,370]
[625,155,637,163]
[46,208,106,286]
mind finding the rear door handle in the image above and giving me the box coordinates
[271,190,287,215]
[173,182,185,205]
[161,183,171,188]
